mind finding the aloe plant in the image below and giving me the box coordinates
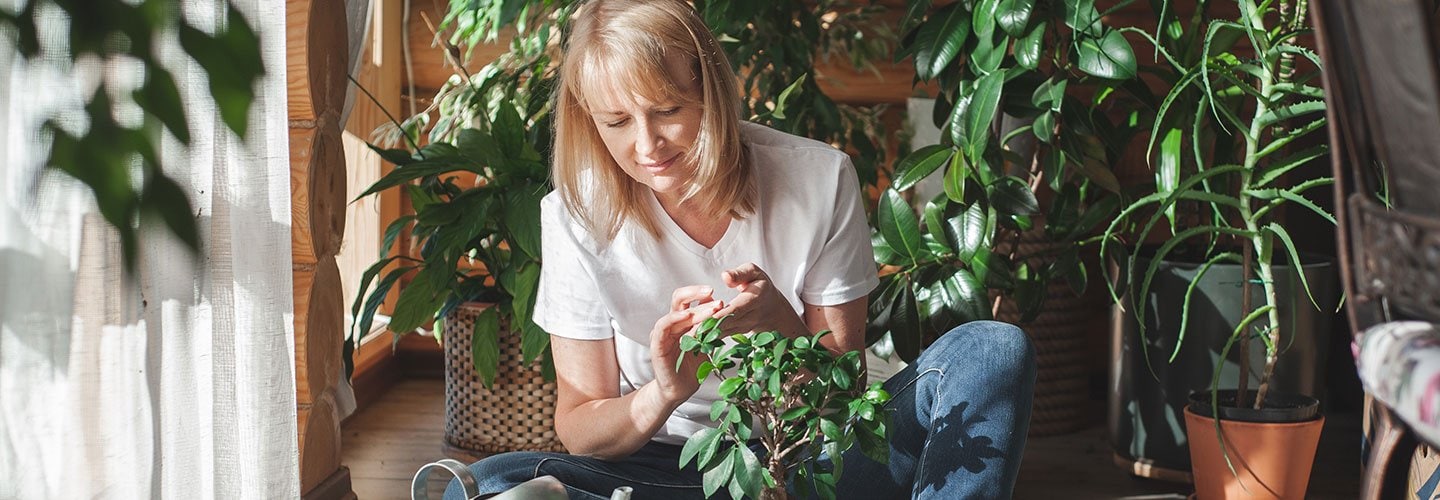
[679,318,890,500]
[1100,0,1330,410]
[872,0,1140,360]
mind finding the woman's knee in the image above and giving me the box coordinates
[929,320,1036,378]
[444,451,553,499]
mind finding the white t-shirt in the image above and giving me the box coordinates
[532,122,879,444]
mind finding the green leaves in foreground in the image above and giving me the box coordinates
[5,0,267,272]
[680,318,890,499]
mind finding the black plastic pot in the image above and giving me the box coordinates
[1107,253,1337,480]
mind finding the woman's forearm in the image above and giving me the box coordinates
[554,380,684,459]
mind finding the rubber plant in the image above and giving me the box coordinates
[679,318,890,500]
[871,0,1140,361]
[1098,0,1330,414]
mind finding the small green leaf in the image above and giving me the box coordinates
[681,427,722,468]
[780,406,811,421]
[719,377,745,397]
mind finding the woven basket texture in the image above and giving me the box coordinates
[993,230,1098,437]
[443,304,566,460]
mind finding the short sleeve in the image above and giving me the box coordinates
[533,195,614,340]
[800,157,880,306]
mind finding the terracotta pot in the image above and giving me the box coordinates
[1183,391,1324,499]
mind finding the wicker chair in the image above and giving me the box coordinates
[1311,0,1440,497]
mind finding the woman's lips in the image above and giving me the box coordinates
[640,154,678,174]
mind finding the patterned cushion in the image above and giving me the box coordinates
[1358,321,1440,446]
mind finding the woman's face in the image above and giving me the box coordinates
[587,54,704,202]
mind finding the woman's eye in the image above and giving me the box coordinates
[604,119,629,128]
[658,107,681,116]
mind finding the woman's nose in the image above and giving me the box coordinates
[635,120,664,157]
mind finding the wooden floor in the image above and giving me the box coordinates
[343,378,1361,499]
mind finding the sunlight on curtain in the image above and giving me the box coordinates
[0,0,297,498]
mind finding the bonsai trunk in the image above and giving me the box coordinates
[763,459,788,500]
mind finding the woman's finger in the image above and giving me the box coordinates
[722,263,767,288]
[670,285,715,312]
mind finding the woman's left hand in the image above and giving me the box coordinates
[712,263,808,338]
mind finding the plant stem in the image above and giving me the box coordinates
[1237,240,1252,407]
[1235,32,1283,409]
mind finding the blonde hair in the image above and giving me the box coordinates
[553,0,754,242]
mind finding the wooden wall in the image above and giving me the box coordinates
[288,0,356,498]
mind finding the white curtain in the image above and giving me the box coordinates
[0,0,298,498]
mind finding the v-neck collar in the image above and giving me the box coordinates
[646,190,739,257]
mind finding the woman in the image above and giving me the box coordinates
[447,0,1036,498]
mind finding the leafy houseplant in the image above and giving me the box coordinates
[870,0,1138,361]
[679,318,890,500]
[1100,0,1333,494]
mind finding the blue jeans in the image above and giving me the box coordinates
[445,321,1036,499]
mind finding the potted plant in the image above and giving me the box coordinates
[873,0,1139,434]
[1099,0,1335,495]
[680,318,890,500]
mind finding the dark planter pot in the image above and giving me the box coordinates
[1107,254,1337,481]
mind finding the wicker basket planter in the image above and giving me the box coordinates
[442,303,566,461]
[993,227,1100,437]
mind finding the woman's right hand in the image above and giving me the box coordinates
[650,286,724,404]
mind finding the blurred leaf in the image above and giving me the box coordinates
[134,67,190,145]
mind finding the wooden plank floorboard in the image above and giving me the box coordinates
[343,378,1360,499]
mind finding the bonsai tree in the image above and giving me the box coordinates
[679,318,890,500]
[1100,0,1331,412]
[871,0,1139,359]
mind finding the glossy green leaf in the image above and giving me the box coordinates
[943,152,967,202]
[893,145,953,191]
[971,31,1005,74]
[946,202,988,262]
[1015,23,1044,69]
[1032,111,1054,144]
[913,3,971,80]
[973,0,1000,37]
[966,72,1005,159]
[1075,30,1137,80]
[988,176,1040,216]
[892,282,922,362]
[877,189,923,266]
[996,0,1036,36]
